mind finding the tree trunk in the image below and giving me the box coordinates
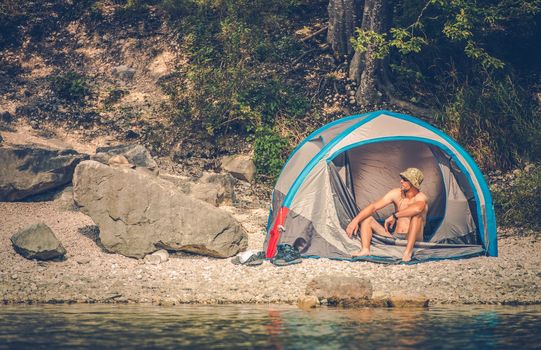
[348,0,387,107]
[327,0,363,60]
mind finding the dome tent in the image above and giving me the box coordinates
[264,110,497,263]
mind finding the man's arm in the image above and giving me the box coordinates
[345,189,399,238]
[394,200,427,218]
[384,196,427,233]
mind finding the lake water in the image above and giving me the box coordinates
[1,304,540,349]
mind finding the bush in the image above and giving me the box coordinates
[156,0,312,138]
[103,88,128,106]
[254,127,291,181]
[49,72,91,103]
[493,164,541,229]
[435,76,540,171]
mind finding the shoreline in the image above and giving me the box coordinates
[1,200,540,307]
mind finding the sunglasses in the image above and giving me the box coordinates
[400,176,410,182]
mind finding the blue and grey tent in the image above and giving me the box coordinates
[264,110,497,262]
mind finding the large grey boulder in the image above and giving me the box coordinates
[198,173,236,205]
[73,160,247,258]
[221,155,256,183]
[306,275,373,306]
[0,145,88,201]
[159,172,236,207]
[11,223,67,260]
[91,144,157,172]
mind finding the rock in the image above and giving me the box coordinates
[153,249,169,262]
[158,173,192,193]
[11,223,67,260]
[305,275,373,306]
[0,134,3,144]
[0,145,88,201]
[144,249,169,265]
[73,160,247,258]
[92,144,157,172]
[159,172,236,207]
[55,186,78,211]
[159,298,177,306]
[297,295,319,309]
[76,257,91,265]
[388,295,430,308]
[144,254,162,265]
[112,65,135,80]
[221,155,256,183]
[190,183,221,206]
[108,154,134,168]
[199,173,236,205]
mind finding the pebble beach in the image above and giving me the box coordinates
[1,199,540,306]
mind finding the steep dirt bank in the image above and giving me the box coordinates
[1,199,540,306]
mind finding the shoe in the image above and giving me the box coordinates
[271,244,302,266]
[231,251,265,266]
[244,251,265,266]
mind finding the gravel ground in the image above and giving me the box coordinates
[1,199,540,306]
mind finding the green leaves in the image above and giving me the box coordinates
[464,41,505,69]
[254,127,291,181]
[350,0,537,70]
[442,8,472,41]
[388,28,427,54]
[350,29,389,59]
[493,165,541,229]
[350,27,427,58]
[49,72,91,103]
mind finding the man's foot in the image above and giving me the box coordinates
[402,251,413,262]
[351,249,371,257]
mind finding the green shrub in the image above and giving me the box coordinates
[435,76,540,171]
[254,127,291,181]
[49,72,91,103]
[156,0,312,138]
[103,88,128,106]
[493,165,541,229]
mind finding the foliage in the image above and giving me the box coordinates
[254,127,292,180]
[0,1,26,48]
[352,0,541,69]
[49,72,92,103]
[103,88,128,107]
[435,76,540,170]
[351,0,541,170]
[156,0,311,139]
[493,165,541,229]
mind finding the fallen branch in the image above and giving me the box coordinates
[300,26,329,43]
[291,43,330,66]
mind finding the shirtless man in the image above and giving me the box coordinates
[345,168,428,262]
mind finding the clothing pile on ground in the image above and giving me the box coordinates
[231,244,301,267]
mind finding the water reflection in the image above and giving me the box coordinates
[0,304,539,349]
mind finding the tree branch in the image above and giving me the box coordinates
[301,26,329,43]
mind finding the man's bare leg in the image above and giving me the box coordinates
[351,217,387,257]
[402,215,424,262]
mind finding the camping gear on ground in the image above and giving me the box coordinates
[264,110,497,263]
[231,251,265,266]
[271,244,302,266]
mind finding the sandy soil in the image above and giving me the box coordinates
[1,199,540,306]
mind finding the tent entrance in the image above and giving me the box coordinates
[330,140,480,245]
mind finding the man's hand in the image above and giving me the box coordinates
[346,220,360,238]
[384,215,396,234]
